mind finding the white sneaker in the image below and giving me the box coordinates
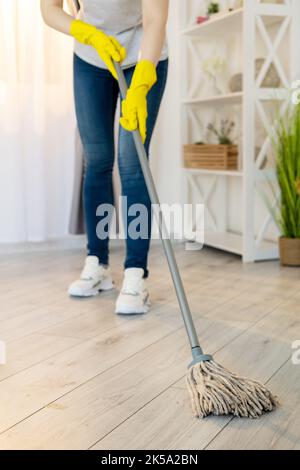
[115,268,150,315]
[68,256,114,297]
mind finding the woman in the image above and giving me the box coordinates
[40,0,169,314]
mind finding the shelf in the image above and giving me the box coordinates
[182,89,287,107]
[257,88,289,101]
[204,232,278,259]
[181,5,289,39]
[185,168,243,177]
[204,232,243,255]
[180,0,295,263]
[181,8,243,38]
[183,92,243,106]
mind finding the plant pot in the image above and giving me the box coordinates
[279,237,300,266]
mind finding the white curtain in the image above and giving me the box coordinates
[0,0,76,242]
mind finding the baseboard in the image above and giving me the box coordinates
[0,235,183,255]
[0,235,86,255]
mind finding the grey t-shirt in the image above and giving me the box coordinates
[74,0,168,69]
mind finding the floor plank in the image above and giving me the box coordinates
[0,334,81,382]
[92,305,300,450]
[0,244,299,450]
[0,315,248,449]
[207,360,300,450]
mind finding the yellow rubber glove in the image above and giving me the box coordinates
[70,20,126,79]
[120,60,157,144]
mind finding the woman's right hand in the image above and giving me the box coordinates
[70,20,126,79]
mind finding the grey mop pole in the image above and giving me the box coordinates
[114,61,212,367]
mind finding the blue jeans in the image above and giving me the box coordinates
[73,54,168,277]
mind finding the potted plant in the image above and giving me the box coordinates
[207,119,235,145]
[272,104,300,266]
[207,2,220,16]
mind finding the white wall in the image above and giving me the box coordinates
[151,0,182,206]
[0,2,76,243]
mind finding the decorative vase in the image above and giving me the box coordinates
[206,72,227,95]
[228,58,281,93]
[279,237,300,267]
[229,73,243,93]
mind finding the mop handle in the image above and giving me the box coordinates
[114,61,204,357]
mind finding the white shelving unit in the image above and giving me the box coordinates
[180,0,300,262]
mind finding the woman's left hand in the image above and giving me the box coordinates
[120,60,157,144]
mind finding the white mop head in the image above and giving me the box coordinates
[186,360,278,419]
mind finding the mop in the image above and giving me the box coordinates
[114,61,277,419]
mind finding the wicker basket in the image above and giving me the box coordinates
[184,144,239,170]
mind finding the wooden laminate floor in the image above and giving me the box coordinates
[0,242,299,450]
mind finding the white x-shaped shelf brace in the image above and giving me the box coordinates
[186,171,218,234]
[253,6,291,250]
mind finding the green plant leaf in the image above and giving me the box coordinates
[271,104,300,238]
